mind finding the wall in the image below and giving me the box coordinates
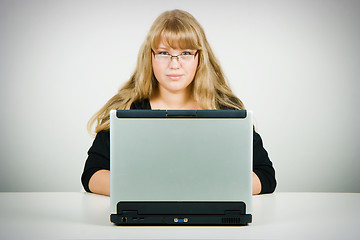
[1,0,359,192]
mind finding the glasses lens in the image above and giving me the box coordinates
[154,52,197,63]
[156,55,169,62]
[179,55,194,62]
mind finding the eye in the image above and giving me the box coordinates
[181,51,192,56]
[158,51,169,55]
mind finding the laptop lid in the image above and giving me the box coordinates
[110,110,253,220]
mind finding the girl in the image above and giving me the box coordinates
[81,9,276,196]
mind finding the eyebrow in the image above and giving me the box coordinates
[154,46,170,51]
[154,47,196,52]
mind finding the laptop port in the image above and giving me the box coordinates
[121,217,127,223]
[174,218,188,223]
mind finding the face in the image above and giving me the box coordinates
[152,42,199,95]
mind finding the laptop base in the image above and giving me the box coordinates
[111,201,252,226]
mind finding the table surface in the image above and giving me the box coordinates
[0,192,359,240]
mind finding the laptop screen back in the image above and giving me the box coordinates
[110,110,253,214]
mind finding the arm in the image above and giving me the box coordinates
[252,172,262,195]
[252,131,277,194]
[82,130,273,195]
[81,131,111,194]
[88,170,110,196]
[88,171,260,196]
[88,170,260,196]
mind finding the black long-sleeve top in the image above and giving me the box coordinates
[81,99,277,194]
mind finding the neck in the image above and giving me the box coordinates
[150,87,199,110]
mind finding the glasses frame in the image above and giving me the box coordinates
[151,49,198,63]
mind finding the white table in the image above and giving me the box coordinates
[0,192,359,239]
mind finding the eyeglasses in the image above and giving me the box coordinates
[152,49,198,63]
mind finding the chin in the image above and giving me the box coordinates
[160,81,189,91]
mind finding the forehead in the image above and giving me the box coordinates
[155,41,193,50]
[151,30,201,51]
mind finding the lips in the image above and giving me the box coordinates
[167,74,183,80]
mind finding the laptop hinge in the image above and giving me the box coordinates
[121,210,138,217]
[166,110,197,117]
[224,210,243,215]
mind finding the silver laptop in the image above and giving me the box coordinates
[110,109,253,225]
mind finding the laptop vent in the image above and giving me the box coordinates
[222,217,241,224]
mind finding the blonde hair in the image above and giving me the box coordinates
[88,9,245,135]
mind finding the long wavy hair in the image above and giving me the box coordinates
[88,9,245,135]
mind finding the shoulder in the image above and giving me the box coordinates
[218,104,237,110]
[91,130,110,152]
[95,129,110,139]
[130,99,151,109]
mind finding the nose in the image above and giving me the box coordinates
[169,56,181,69]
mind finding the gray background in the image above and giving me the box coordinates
[1,0,359,192]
